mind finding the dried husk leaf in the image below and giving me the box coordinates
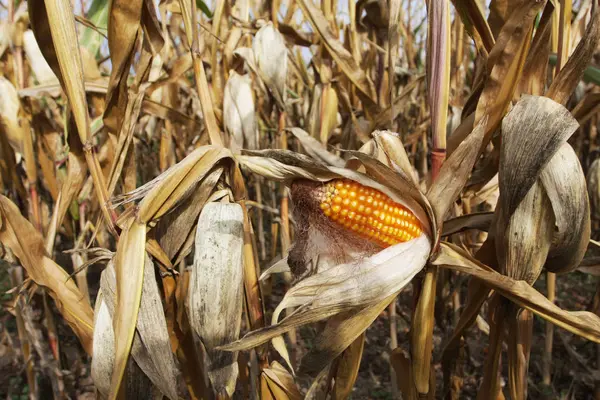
[253,22,288,109]
[432,242,600,343]
[154,167,223,261]
[450,0,495,53]
[0,195,94,353]
[221,235,430,352]
[587,158,600,219]
[91,291,115,398]
[391,349,418,400]
[318,85,339,144]
[223,71,258,151]
[539,144,591,274]
[442,212,494,236]
[187,202,244,397]
[507,309,533,400]
[103,0,142,133]
[116,145,233,223]
[495,181,554,283]
[92,296,164,400]
[498,95,579,220]
[371,130,418,185]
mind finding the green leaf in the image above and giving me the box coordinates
[196,0,213,18]
[79,0,109,57]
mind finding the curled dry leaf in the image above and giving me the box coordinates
[223,71,258,151]
[187,202,244,397]
[432,242,600,344]
[0,195,94,353]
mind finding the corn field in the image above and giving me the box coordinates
[2,0,600,398]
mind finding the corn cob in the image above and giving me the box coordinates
[319,179,422,247]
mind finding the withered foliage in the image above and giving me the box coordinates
[2,0,600,398]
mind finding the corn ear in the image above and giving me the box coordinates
[187,202,244,397]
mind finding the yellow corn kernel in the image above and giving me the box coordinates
[319,179,422,247]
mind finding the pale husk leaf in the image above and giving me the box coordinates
[221,235,431,352]
[539,144,591,274]
[187,202,244,397]
[261,362,303,400]
[494,181,554,283]
[0,76,23,154]
[499,95,579,220]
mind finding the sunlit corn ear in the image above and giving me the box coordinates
[0,76,25,154]
[186,202,244,397]
[252,22,288,109]
[495,95,587,281]
[223,71,258,152]
[222,149,432,372]
[92,259,180,400]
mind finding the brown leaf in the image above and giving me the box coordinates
[0,195,94,353]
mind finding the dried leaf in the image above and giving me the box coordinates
[432,242,600,344]
[0,196,94,353]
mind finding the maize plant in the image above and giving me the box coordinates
[3,0,600,398]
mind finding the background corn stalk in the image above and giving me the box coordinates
[1,0,600,398]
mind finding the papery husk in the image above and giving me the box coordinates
[498,95,588,276]
[220,234,431,354]
[186,202,244,397]
[223,71,257,151]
